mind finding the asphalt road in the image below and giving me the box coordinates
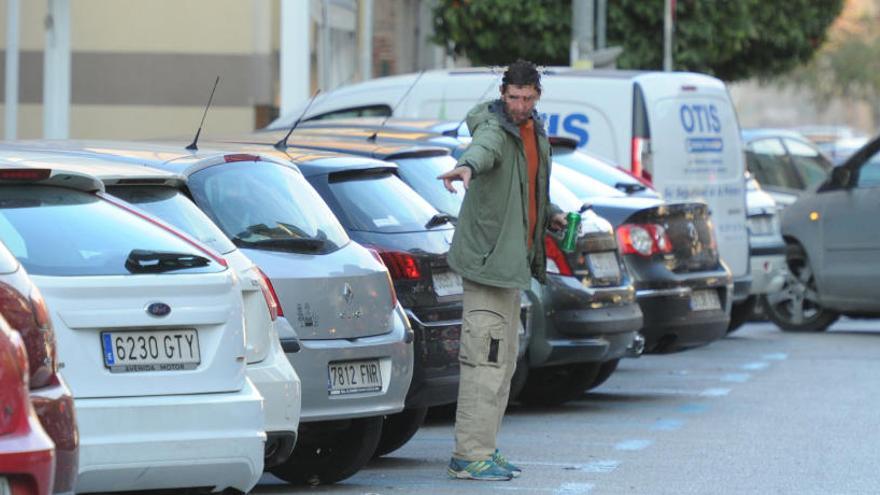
[255,318,880,495]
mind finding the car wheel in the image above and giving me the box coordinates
[270,416,383,485]
[372,407,428,458]
[518,363,601,406]
[764,244,838,332]
[587,359,620,391]
[727,296,757,334]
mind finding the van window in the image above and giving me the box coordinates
[0,186,225,276]
[781,138,832,189]
[188,162,349,254]
[746,138,802,190]
[307,105,391,122]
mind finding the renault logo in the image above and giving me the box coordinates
[686,222,700,249]
[342,283,354,305]
[146,302,171,317]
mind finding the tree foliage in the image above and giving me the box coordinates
[432,0,843,82]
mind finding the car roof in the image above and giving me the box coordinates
[221,132,451,161]
[740,128,813,144]
[0,146,182,185]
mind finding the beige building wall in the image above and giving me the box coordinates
[0,0,277,139]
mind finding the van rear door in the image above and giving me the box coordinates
[636,73,748,279]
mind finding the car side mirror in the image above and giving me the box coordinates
[830,167,853,189]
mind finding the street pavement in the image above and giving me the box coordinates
[255,318,880,494]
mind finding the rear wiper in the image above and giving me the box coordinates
[615,182,646,194]
[233,237,326,252]
[125,249,211,274]
[425,212,453,229]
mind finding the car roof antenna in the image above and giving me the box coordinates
[367,70,426,143]
[274,89,322,151]
[443,68,501,137]
[186,76,220,151]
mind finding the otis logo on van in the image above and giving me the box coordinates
[680,103,723,153]
[543,113,590,147]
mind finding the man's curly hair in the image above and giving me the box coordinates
[502,59,542,94]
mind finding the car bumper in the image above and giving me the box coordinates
[404,309,460,409]
[247,319,302,468]
[636,280,732,353]
[288,304,413,423]
[526,277,641,368]
[74,379,265,494]
[30,376,78,494]
[749,243,787,296]
[0,416,55,495]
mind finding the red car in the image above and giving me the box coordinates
[0,317,55,495]
[0,243,78,493]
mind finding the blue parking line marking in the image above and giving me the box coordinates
[678,403,710,414]
[651,419,684,431]
[615,439,654,451]
[554,482,595,494]
[763,352,788,360]
[741,361,770,371]
[722,372,752,383]
[700,387,731,397]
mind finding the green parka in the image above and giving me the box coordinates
[447,100,560,290]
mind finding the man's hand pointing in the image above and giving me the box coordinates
[437,166,473,193]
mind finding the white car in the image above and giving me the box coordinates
[0,164,265,493]
[0,147,304,469]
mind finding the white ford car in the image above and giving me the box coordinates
[0,147,304,470]
[0,164,265,493]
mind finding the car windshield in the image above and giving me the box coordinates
[107,186,236,255]
[0,186,224,276]
[552,164,626,200]
[327,170,445,233]
[394,155,464,218]
[188,162,349,254]
[553,149,654,195]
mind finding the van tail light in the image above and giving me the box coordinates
[28,284,57,388]
[544,235,573,276]
[617,223,673,257]
[368,248,399,307]
[99,192,228,268]
[254,268,283,320]
[631,137,653,185]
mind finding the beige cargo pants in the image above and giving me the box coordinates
[453,278,521,461]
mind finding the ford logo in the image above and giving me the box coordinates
[146,302,171,317]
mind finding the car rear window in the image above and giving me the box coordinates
[746,138,803,190]
[107,186,236,255]
[552,165,626,200]
[327,170,442,233]
[394,156,464,218]
[553,149,654,194]
[188,161,349,254]
[549,177,585,213]
[0,186,225,276]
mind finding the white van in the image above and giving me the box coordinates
[269,68,750,296]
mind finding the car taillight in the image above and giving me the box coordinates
[617,223,673,257]
[0,168,52,181]
[544,235,573,276]
[28,285,56,388]
[631,137,653,185]
[376,250,422,280]
[254,267,283,320]
[224,153,262,163]
[0,330,29,436]
[368,248,399,307]
[98,192,228,268]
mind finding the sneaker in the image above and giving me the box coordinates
[447,457,513,481]
[492,449,522,478]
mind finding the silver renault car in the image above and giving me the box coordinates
[0,140,414,486]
